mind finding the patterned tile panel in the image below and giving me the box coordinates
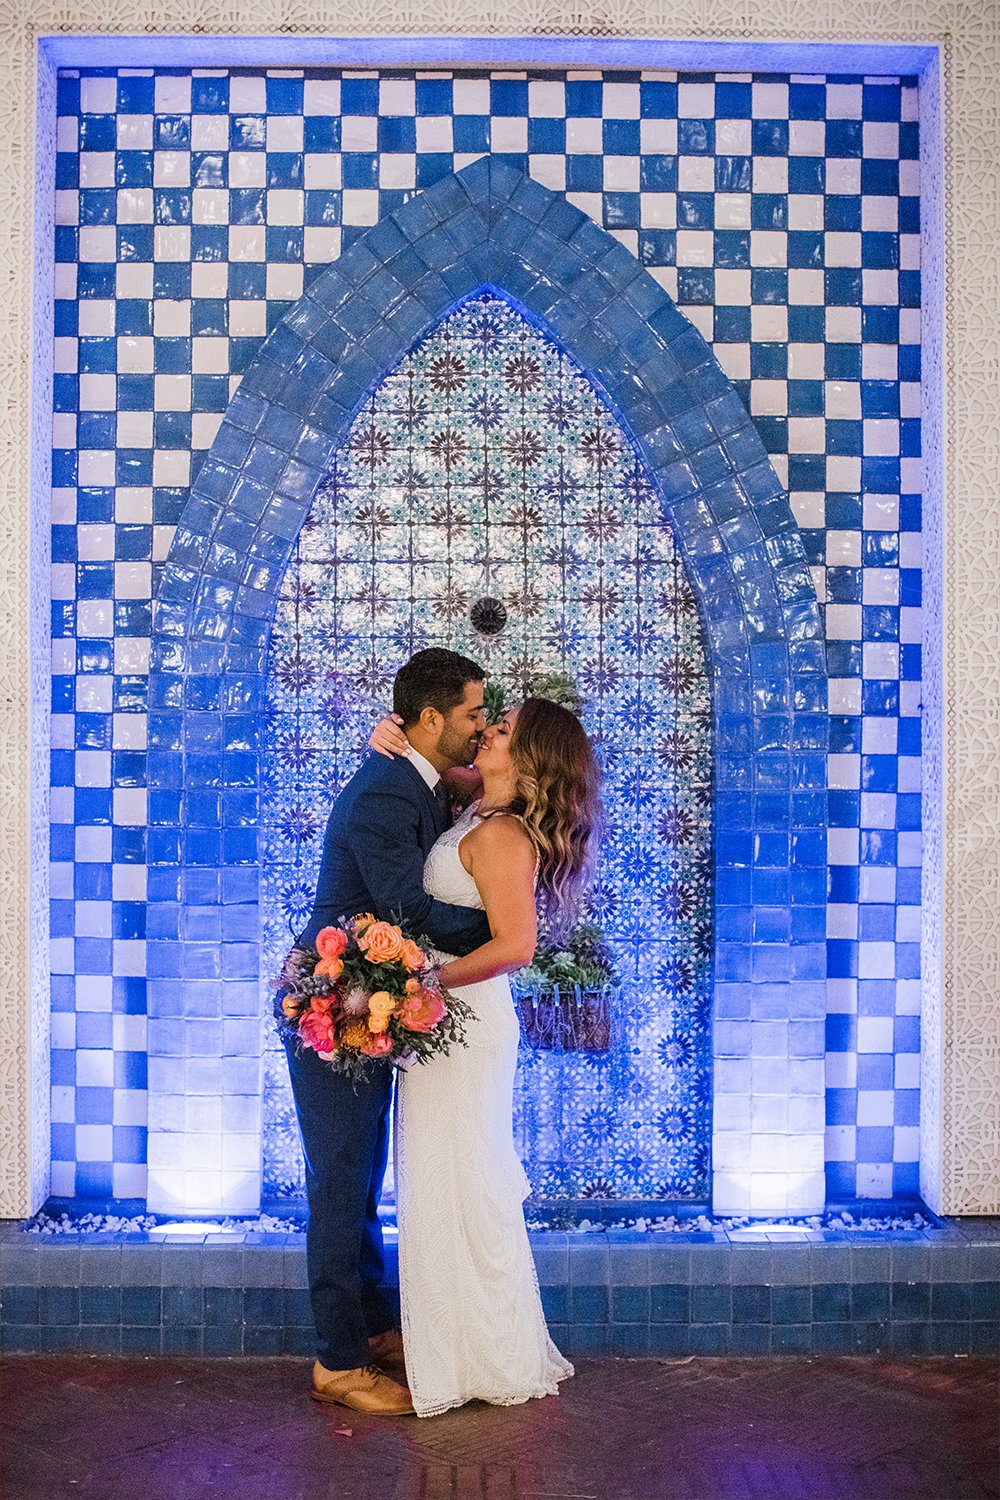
[261,291,714,1199]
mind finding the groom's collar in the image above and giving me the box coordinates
[405,746,441,792]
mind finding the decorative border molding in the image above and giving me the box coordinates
[1,5,996,1217]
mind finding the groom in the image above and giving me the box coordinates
[285,647,493,1414]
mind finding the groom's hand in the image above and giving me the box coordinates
[370,713,410,759]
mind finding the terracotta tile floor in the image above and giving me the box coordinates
[1,1356,997,1500]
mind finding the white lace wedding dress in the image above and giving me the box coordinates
[395,803,574,1418]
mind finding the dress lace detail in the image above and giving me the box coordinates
[395,803,574,1417]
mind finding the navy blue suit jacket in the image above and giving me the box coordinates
[298,753,492,956]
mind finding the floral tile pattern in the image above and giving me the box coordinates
[261,292,713,1200]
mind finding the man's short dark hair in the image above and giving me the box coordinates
[393,648,485,728]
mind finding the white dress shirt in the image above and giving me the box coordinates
[406,745,441,792]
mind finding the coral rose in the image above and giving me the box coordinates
[314,955,344,979]
[315,926,348,960]
[367,990,397,1034]
[362,1032,393,1058]
[400,939,426,972]
[299,1011,335,1054]
[358,921,404,964]
[400,988,446,1033]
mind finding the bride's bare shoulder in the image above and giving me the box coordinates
[467,810,535,858]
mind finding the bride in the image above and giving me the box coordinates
[372,695,600,1418]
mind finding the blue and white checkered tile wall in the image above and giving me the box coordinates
[49,66,921,1203]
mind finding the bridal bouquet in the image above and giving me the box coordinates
[273,914,473,1079]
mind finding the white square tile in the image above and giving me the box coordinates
[857,1090,894,1126]
[303,77,339,115]
[603,155,639,192]
[566,117,602,154]
[640,118,677,154]
[602,81,640,118]
[749,230,787,266]
[267,115,304,152]
[229,150,267,188]
[752,156,788,193]
[826,157,861,195]
[116,186,153,223]
[788,119,824,155]
[341,188,380,224]
[76,1123,115,1158]
[528,80,565,117]
[80,76,117,114]
[452,77,490,115]
[66,373,110,427]
[266,188,304,225]
[677,155,714,191]
[826,82,863,119]
[155,75,192,113]
[678,81,715,117]
[190,113,228,150]
[415,116,452,153]
[863,121,900,159]
[639,193,675,228]
[528,155,565,192]
[714,118,751,153]
[752,81,789,118]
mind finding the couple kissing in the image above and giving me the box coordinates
[281,647,599,1418]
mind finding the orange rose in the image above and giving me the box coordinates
[357,921,404,964]
[315,926,348,960]
[314,955,343,979]
[405,977,420,995]
[400,939,426,972]
[281,994,300,1018]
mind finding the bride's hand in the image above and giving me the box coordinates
[369,713,411,759]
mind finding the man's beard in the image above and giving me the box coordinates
[440,727,481,766]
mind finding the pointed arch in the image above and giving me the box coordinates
[146,158,828,1217]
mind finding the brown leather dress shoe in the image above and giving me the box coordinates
[310,1360,414,1415]
[368,1328,406,1375]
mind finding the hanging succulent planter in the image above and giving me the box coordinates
[513,979,614,1053]
[514,922,619,1053]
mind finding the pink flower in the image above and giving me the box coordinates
[316,926,349,961]
[362,1032,393,1058]
[400,988,446,1033]
[299,1010,336,1054]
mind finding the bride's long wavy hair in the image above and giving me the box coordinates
[487,697,600,933]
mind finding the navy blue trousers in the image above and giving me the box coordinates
[283,1040,397,1371]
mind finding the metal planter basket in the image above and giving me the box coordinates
[514,981,614,1053]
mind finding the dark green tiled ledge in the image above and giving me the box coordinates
[2,1220,998,1358]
